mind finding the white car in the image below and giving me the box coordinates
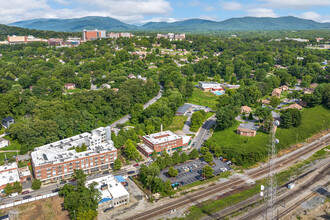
[9,192,18,198]
[220,168,227,172]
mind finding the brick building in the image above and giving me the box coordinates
[31,126,117,182]
[82,29,106,41]
[138,131,191,157]
[236,127,256,137]
[0,163,31,190]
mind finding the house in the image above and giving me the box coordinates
[100,83,111,89]
[65,83,76,90]
[2,116,14,129]
[280,85,289,91]
[137,75,147,81]
[127,73,136,79]
[241,106,252,114]
[148,65,158,69]
[272,88,282,98]
[310,83,318,88]
[236,127,256,137]
[303,88,315,94]
[259,99,271,105]
[0,138,9,148]
[298,99,307,107]
[199,82,222,91]
[283,103,303,110]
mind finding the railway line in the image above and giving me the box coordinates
[126,135,330,220]
[241,164,330,220]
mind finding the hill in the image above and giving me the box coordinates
[10,16,135,32]
[8,16,330,32]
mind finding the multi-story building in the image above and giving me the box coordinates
[107,32,132,39]
[86,175,129,208]
[82,29,106,41]
[156,33,185,40]
[137,130,191,157]
[31,126,117,182]
[199,81,222,91]
[0,162,31,190]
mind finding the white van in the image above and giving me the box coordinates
[9,192,18,198]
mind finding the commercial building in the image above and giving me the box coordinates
[7,35,46,44]
[0,138,9,148]
[156,33,185,40]
[107,32,132,39]
[31,126,117,182]
[86,175,129,208]
[82,29,106,41]
[138,131,191,157]
[198,82,222,92]
[0,163,31,190]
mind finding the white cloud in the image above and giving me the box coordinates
[204,6,217,12]
[198,15,219,21]
[246,8,278,17]
[0,0,172,24]
[140,17,178,23]
[262,0,330,9]
[221,1,242,10]
[300,12,321,21]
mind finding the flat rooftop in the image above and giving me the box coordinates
[143,130,182,145]
[31,127,116,166]
[0,169,20,187]
[86,175,129,200]
[0,162,17,172]
[139,144,153,153]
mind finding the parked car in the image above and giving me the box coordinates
[218,157,224,160]
[220,168,227,172]
[102,171,109,175]
[9,193,18,198]
[226,161,232,165]
[52,188,60,193]
[21,190,30,195]
[180,181,185,185]
[222,158,227,162]
[60,180,67,184]
[23,195,32,200]
[127,171,135,174]
[133,164,139,167]
[70,179,76,182]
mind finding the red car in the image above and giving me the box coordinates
[133,164,139,167]
[70,179,76,182]
[22,190,30,195]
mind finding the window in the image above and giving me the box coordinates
[37,170,41,173]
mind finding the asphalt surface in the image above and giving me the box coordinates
[159,158,231,186]
[192,115,217,150]
[110,84,163,128]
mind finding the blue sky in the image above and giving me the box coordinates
[1,0,330,24]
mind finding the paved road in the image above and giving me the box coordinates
[0,166,139,205]
[192,115,217,150]
[110,84,163,128]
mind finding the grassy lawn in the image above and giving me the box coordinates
[0,136,22,165]
[167,116,188,132]
[211,105,330,167]
[187,88,219,110]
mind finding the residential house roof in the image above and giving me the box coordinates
[2,116,14,122]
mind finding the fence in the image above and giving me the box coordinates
[0,192,58,210]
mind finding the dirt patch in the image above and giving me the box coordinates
[0,196,69,220]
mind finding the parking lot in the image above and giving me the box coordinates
[159,158,232,186]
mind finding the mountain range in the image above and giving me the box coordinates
[9,16,330,32]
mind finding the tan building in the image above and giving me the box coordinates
[272,88,282,98]
[236,127,256,137]
[280,85,289,91]
[283,103,303,110]
[65,83,76,90]
[310,83,319,88]
[241,106,252,114]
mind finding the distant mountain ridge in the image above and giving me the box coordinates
[9,16,330,32]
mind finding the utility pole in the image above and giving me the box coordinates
[264,120,280,220]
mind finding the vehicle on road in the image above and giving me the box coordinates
[23,195,32,200]
[52,188,60,193]
[70,179,76,182]
[133,164,139,167]
[21,190,30,195]
[127,171,135,174]
[9,193,18,198]
[60,180,67,184]
[102,171,109,175]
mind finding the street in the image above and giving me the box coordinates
[192,115,217,150]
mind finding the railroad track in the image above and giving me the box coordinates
[126,135,330,220]
[241,163,330,220]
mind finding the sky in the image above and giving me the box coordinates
[1,0,330,24]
